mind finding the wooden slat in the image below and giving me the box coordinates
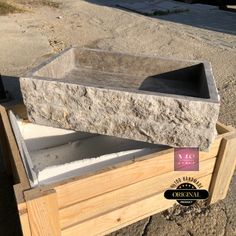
[100,174,212,236]
[25,190,61,236]
[10,103,28,119]
[61,175,211,236]
[208,132,236,204]
[0,105,30,188]
[14,184,27,212]
[62,194,174,236]
[51,139,221,209]
[59,157,216,229]
[19,210,32,236]
[0,115,12,175]
[216,122,234,134]
[14,184,31,236]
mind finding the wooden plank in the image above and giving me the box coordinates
[61,175,211,236]
[14,184,31,236]
[216,122,234,134]
[59,158,216,229]
[3,103,28,119]
[25,190,61,236]
[52,139,220,209]
[0,115,12,175]
[208,132,236,204]
[14,184,27,212]
[19,211,32,236]
[0,105,30,188]
[61,193,173,236]
[100,174,212,236]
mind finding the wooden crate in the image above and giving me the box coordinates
[1,103,236,236]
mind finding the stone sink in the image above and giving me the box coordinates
[20,47,220,150]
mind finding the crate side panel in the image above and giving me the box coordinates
[59,158,215,229]
[61,175,211,236]
[14,184,31,236]
[54,141,220,209]
[25,190,61,236]
[100,174,212,236]
[209,132,236,204]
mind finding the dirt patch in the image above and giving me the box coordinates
[0,0,61,15]
[0,2,22,15]
[16,0,61,8]
[0,0,60,15]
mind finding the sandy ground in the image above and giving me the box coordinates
[0,0,236,235]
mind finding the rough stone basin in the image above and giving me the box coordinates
[20,47,220,150]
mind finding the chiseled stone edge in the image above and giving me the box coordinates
[20,77,220,151]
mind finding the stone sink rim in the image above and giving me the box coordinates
[24,47,220,104]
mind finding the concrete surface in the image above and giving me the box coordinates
[117,0,190,15]
[0,13,52,75]
[0,0,235,235]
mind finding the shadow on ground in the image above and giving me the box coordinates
[84,0,236,35]
[0,75,23,103]
[0,166,22,236]
[0,75,23,235]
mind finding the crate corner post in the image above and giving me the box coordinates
[24,189,61,236]
[208,132,236,204]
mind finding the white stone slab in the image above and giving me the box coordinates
[9,111,162,187]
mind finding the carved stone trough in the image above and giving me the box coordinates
[20,47,220,150]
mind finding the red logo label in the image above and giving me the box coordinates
[174,148,199,171]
